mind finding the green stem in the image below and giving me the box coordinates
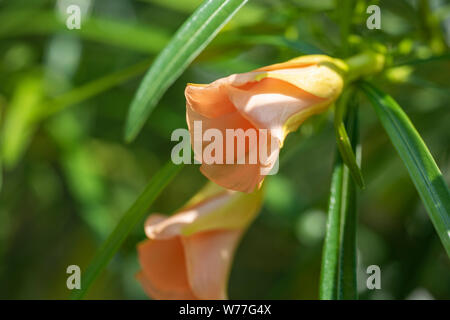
[345,51,385,82]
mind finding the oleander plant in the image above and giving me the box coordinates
[0,0,449,300]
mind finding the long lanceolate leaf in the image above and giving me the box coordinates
[320,107,359,300]
[334,88,365,189]
[70,161,184,300]
[360,81,450,256]
[319,152,344,299]
[125,0,248,142]
[41,59,153,119]
[337,107,359,300]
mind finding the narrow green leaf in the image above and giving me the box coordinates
[0,98,4,192]
[40,59,152,119]
[337,107,359,300]
[319,154,344,300]
[360,81,450,256]
[124,0,248,142]
[141,0,266,28]
[393,53,450,67]
[320,106,359,300]
[1,76,43,168]
[334,87,365,189]
[236,35,325,54]
[70,161,184,300]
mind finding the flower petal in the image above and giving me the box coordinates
[180,184,264,234]
[182,229,242,300]
[187,95,280,192]
[255,55,346,99]
[185,84,235,119]
[137,182,264,299]
[184,55,345,193]
[187,98,256,162]
[144,184,264,237]
[200,162,264,193]
[263,65,344,99]
[185,72,265,119]
[227,77,323,142]
[256,54,346,72]
[137,239,196,299]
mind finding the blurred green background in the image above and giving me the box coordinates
[0,0,449,299]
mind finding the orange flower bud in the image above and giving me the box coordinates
[185,55,346,192]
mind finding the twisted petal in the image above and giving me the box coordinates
[137,183,264,299]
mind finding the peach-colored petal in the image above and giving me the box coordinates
[227,77,323,142]
[187,93,280,192]
[144,195,231,239]
[200,162,264,194]
[137,239,196,300]
[182,229,242,300]
[185,72,264,119]
[186,98,256,164]
[263,65,344,99]
[255,54,345,72]
[180,179,230,209]
[144,185,263,237]
[138,230,243,300]
[185,85,235,119]
[197,135,278,193]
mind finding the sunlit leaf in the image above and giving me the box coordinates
[1,76,43,168]
[320,105,359,300]
[360,81,450,256]
[142,0,265,28]
[0,10,170,54]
